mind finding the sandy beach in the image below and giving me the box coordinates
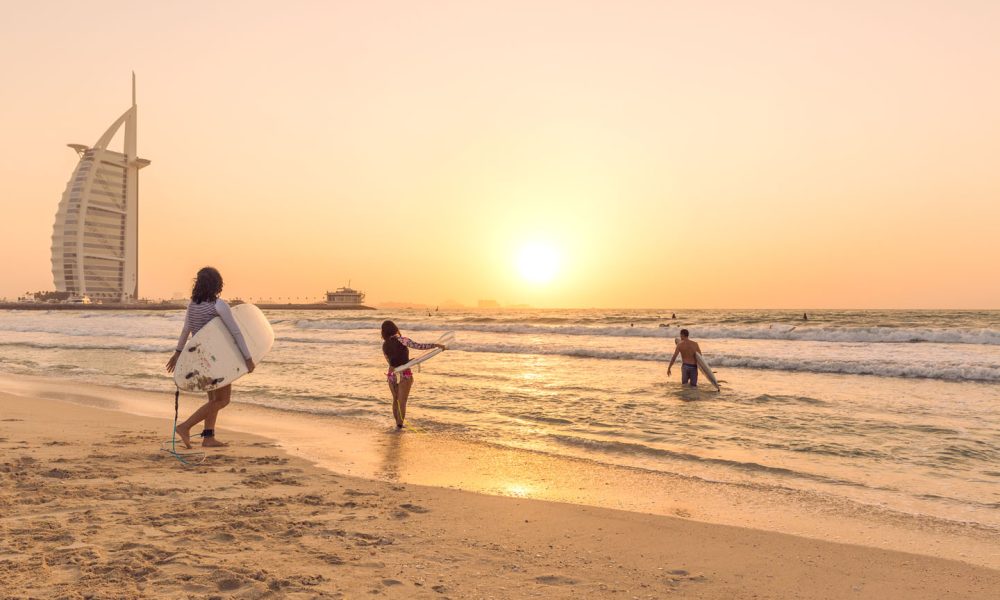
[2,383,998,599]
[4,0,999,596]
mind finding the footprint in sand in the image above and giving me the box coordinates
[399,503,430,513]
[211,569,249,591]
[250,456,288,465]
[664,569,707,586]
[316,552,345,565]
[216,578,243,591]
[290,573,326,586]
[351,532,394,547]
[536,575,579,585]
[42,468,73,479]
[239,472,303,488]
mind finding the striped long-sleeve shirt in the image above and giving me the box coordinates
[396,336,435,351]
[383,334,436,368]
[175,299,252,360]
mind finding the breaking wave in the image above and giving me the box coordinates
[295,320,1000,345]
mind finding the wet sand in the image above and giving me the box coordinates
[3,373,996,571]
[1,383,998,598]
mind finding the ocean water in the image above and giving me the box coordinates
[1,307,998,530]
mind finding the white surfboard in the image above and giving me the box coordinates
[695,352,721,391]
[174,304,275,392]
[674,337,720,391]
[392,331,454,374]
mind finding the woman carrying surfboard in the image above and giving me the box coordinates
[381,320,446,429]
[166,267,255,448]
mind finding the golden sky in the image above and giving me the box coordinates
[1,1,998,308]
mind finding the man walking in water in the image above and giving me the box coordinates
[667,329,702,387]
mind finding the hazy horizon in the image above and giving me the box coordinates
[2,1,999,309]
[5,293,999,311]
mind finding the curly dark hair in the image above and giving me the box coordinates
[191,267,223,304]
[380,320,400,341]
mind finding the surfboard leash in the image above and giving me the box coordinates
[391,396,422,433]
[162,387,206,466]
[389,382,425,433]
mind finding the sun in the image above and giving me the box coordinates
[517,242,560,284]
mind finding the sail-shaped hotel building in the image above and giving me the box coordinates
[51,75,150,302]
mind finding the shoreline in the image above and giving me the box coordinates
[1,383,998,598]
[2,373,997,571]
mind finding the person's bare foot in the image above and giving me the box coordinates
[202,437,227,447]
[175,425,192,449]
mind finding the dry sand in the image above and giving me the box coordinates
[1,390,998,599]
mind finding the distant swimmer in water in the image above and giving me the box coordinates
[672,313,676,319]
[381,320,446,429]
[667,328,702,387]
[803,313,808,321]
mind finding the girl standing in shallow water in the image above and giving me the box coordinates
[381,320,445,429]
[166,267,255,447]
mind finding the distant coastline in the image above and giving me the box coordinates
[0,302,376,311]
[255,303,375,311]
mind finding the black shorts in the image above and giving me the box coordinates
[681,363,698,386]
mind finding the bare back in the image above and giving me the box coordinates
[676,339,702,364]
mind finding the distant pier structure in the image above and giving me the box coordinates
[50,74,150,302]
[326,285,366,306]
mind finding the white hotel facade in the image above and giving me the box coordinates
[51,75,150,302]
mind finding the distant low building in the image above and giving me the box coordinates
[32,291,72,302]
[326,286,366,306]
